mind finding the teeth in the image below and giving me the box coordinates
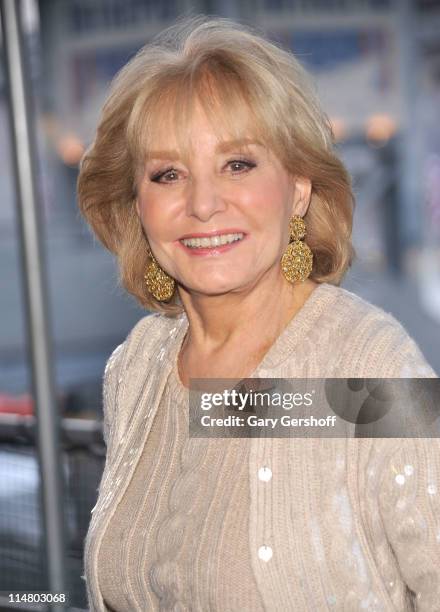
[181,233,244,248]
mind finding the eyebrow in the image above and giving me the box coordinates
[146,138,262,161]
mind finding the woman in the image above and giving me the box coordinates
[78,15,440,611]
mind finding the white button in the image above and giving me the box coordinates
[258,545,273,561]
[258,467,272,482]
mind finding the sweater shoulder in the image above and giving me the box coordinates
[315,283,412,344]
[325,284,404,328]
[120,312,184,364]
[319,284,436,377]
[104,312,182,380]
[101,312,184,443]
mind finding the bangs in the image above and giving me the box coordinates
[126,60,280,182]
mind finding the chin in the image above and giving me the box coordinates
[183,276,248,297]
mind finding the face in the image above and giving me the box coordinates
[135,103,311,298]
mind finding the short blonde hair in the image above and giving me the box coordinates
[77,14,355,317]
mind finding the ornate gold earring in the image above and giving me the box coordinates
[144,247,175,301]
[281,215,313,283]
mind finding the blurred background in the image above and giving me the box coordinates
[0,0,439,609]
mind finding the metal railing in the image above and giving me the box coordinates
[0,416,106,612]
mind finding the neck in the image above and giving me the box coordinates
[177,269,318,355]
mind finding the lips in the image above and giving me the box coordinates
[178,229,247,240]
[180,232,244,248]
[176,229,247,255]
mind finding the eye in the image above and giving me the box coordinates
[150,167,181,183]
[149,158,257,184]
[226,159,257,174]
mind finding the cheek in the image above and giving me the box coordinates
[137,193,174,235]
[246,180,291,229]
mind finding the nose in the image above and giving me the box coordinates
[185,175,227,222]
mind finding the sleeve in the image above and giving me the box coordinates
[380,323,437,379]
[353,310,438,378]
[101,341,126,447]
[378,437,440,610]
[100,312,158,447]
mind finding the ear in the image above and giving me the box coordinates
[291,177,312,217]
[135,199,140,217]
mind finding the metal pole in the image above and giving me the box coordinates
[0,1,67,609]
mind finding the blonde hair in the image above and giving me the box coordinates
[77,14,355,317]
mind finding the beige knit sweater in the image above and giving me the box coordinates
[83,282,440,611]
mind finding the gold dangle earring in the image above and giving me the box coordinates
[281,215,313,283]
[144,247,175,301]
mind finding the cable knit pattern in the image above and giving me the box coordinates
[83,282,440,611]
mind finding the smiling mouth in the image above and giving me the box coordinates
[180,232,245,249]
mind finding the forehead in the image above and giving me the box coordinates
[146,138,264,162]
[129,69,283,176]
[145,101,258,156]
